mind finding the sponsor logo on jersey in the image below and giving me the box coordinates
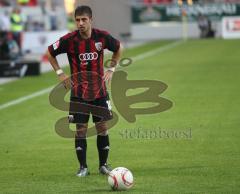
[79,52,98,61]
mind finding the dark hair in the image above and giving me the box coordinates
[74,5,92,18]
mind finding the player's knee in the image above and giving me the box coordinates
[95,121,108,136]
[76,123,88,138]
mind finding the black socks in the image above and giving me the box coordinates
[97,135,110,167]
[75,137,87,168]
[75,135,110,168]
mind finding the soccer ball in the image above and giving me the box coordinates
[108,167,134,191]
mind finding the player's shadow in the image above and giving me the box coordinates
[80,173,129,193]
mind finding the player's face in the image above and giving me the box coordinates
[75,14,92,33]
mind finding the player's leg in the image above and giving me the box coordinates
[75,123,88,166]
[69,97,91,177]
[96,122,109,167]
[91,94,113,174]
[95,121,112,175]
[75,123,89,177]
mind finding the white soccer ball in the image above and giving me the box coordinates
[108,167,134,191]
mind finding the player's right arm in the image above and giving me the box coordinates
[46,38,70,89]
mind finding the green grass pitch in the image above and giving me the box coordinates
[0,39,240,194]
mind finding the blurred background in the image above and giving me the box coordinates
[0,0,240,81]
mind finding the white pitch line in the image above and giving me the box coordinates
[0,40,184,111]
[132,40,184,62]
[0,86,53,110]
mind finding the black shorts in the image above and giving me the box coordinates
[69,95,113,123]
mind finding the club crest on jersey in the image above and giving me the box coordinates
[95,42,102,51]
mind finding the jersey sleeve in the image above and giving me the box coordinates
[104,33,120,52]
[48,37,68,57]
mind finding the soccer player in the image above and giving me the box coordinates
[46,5,123,177]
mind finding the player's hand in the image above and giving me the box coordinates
[103,70,114,85]
[58,73,71,90]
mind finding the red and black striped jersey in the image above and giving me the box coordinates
[48,28,120,100]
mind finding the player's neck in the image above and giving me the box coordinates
[80,28,92,39]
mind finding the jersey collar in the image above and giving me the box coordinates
[78,28,95,40]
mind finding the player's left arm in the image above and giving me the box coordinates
[103,43,123,84]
